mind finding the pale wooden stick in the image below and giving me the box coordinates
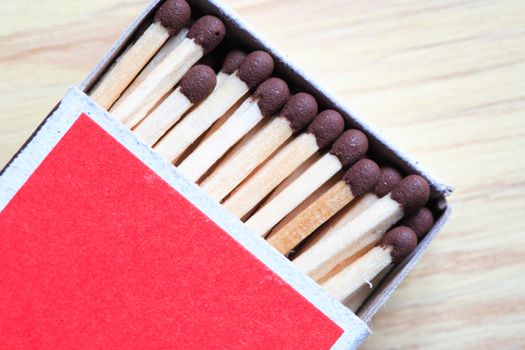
[177,77,289,182]
[245,153,343,236]
[110,16,225,127]
[224,133,318,216]
[90,0,190,109]
[322,227,417,302]
[292,175,430,281]
[133,65,217,146]
[110,28,189,111]
[245,129,369,237]
[345,265,391,311]
[267,180,353,254]
[323,246,392,302]
[265,159,379,254]
[302,166,402,251]
[154,51,274,163]
[134,88,190,146]
[223,110,344,218]
[200,93,319,201]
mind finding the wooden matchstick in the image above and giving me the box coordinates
[322,226,418,302]
[133,65,217,146]
[177,77,290,182]
[292,175,430,281]
[200,93,319,201]
[111,15,226,127]
[267,159,380,255]
[90,0,191,109]
[154,51,274,163]
[244,129,369,237]
[343,207,434,310]
[109,27,189,111]
[312,166,402,243]
[223,110,345,218]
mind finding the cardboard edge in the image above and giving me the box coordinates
[0,87,370,349]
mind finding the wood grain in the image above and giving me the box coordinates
[1,0,524,348]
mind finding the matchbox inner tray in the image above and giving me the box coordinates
[0,0,452,349]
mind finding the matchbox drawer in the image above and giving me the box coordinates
[0,0,452,348]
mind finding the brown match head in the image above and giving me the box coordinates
[237,51,274,89]
[343,159,381,197]
[221,50,247,74]
[391,175,431,215]
[154,0,191,35]
[373,166,403,197]
[280,93,318,133]
[380,226,418,263]
[187,16,225,54]
[252,78,290,116]
[400,207,434,239]
[179,65,217,103]
[306,110,345,149]
[329,129,368,167]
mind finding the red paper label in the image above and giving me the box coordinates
[0,114,343,349]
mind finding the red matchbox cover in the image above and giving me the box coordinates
[0,88,369,349]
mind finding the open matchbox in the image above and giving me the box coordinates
[0,0,453,348]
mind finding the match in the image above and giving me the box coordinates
[322,226,418,302]
[342,206,434,309]
[90,0,191,109]
[200,92,319,201]
[244,129,369,237]
[293,175,430,281]
[111,15,226,126]
[109,27,189,111]
[316,166,402,240]
[177,77,290,182]
[267,159,380,255]
[154,51,274,163]
[223,110,345,218]
[133,65,217,146]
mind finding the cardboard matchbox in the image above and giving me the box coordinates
[0,1,452,348]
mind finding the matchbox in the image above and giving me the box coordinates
[0,88,368,349]
[0,0,452,348]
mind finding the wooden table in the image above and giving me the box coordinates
[1,0,524,348]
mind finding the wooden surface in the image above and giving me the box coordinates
[1,0,524,348]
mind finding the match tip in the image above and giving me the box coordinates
[154,0,191,35]
[307,110,345,149]
[237,51,274,88]
[400,207,434,239]
[343,159,381,197]
[280,93,318,132]
[180,65,217,103]
[253,78,290,116]
[373,166,403,197]
[187,15,225,54]
[381,226,418,263]
[222,50,247,74]
[329,129,369,167]
[391,175,430,214]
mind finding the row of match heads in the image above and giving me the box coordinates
[89,0,438,307]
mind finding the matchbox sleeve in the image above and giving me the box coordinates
[0,88,369,349]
